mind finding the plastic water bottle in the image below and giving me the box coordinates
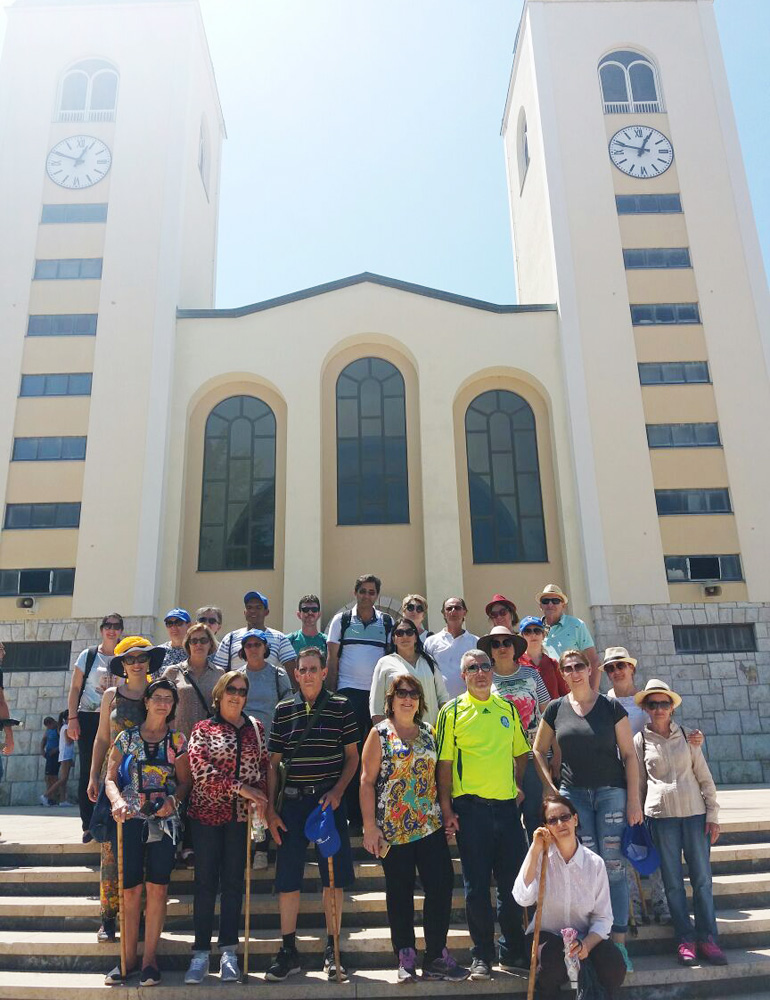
[251,815,267,843]
[561,927,580,988]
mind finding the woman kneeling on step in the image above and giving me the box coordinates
[103,679,191,987]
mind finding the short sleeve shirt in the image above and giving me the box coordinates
[238,663,293,733]
[268,690,358,786]
[542,614,595,661]
[542,694,627,789]
[212,627,296,670]
[287,630,328,657]
[75,647,115,713]
[423,629,479,699]
[327,610,391,690]
[492,665,550,745]
[435,691,529,800]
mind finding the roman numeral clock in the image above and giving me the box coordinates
[609,125,673,178]
[45,135,112,189]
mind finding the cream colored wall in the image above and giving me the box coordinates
[641,386,717,424]
[13,399,90,438]
[617,214,688,249]
[658,515,738,554]
[649,449,727,488]
[626,270,699,304]
[5,463,84,503]
[633,326,706,363]
[21,338,95,374]
[27,279,102,315]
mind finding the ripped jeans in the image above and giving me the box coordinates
[560,784,628,933]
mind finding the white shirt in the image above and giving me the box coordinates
[212,626,295,670]
[74,648,114,713]
[327,609,391,691]
[423,628,479,699]
[513,842,613,940]
[607,690,647,736]
[369,652,450,727]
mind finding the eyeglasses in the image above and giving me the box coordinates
[165,618,185,627]
[394,688,419,699]
[404,603,424,613]
[605,662,630,674]
[225,684,248,696]
[540,598,562,605]
[646,699,672,710]
[444,604,465,612]
[102,622,122,630]
[545,812,574,827]
[123,653,150,665]
[465,662,492,674]
[491,638,515,649]
[149,694,175,705]
[300,606,320,614]
[561,662,588,675]
[189,637,210,646]
[243,641,264,651]
[394,628,417,638]
[522,628,544,636]
[297,666,321,675]
[489,608,511,619]
[197,617,219,625]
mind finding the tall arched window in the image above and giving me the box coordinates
[336,357,409,525]
[517,108,530,190]
[465,390,547,564]
[198,395,276,571]
[599,50,662,114]
[57,60,119,122]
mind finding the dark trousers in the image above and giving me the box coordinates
[337,687,371,827]
[454,795,527,964]
[76,711,100,832]
[528,932,626,1000]
[381,827,454,963]
[191,818,247,952]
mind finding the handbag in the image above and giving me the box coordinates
[274,690,330,813]
[89,783,115,844]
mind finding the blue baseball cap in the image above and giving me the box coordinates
[519,616,546,632]
[239,628,270,658]
[622,822,660,876]
[304,803,341,859]
[243,590,269,610]
[164,608,191,624]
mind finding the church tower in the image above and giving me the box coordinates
[0,0,224,622]
[503,0,770,622]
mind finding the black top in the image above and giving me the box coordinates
[542,694,628,789]
[268,690,358,785]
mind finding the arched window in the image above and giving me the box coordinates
[198,395,276,571]
[599,51,662,114]
[336,357,409,525]
[465,390,547,564]
[517,108,530,190]
[57,60,119,123]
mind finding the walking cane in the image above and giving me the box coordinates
[242,808,253,982]
[327,857,342,984]
[526,849,548,1000]
[116,819,127,980]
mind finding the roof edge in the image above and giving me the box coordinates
[177,272,556,319]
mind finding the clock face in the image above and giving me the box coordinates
[608,126,673,179]
[46,135,112,189]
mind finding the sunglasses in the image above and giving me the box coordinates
[489,608,511,619]
[189,637,211,646]
[123,653,150,665]
[165,618,185,627]
[243,641,265,650]
[646,699,672,710]
[444,605,465,612]
[522,628,544,636]
[540,598,562,605]
[297,666,321,675]
[394,687,419,699]
[545,812,574,827]
[300,606,320,614]
[225,684,248,696]
[394,628,417,638]
[561,662,588,675]
[491,638,515,649]
[102,622,122,630]
[197,617,219,625]
[404,603,424,613]
[605,662,630,674]
[465,662,492,674]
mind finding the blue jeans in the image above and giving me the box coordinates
[649,814,717,943]
[561,785,628,933]
[520,758,544,840]
[454,796,527,964]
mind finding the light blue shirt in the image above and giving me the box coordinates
[543,613,594,661]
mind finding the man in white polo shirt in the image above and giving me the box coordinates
[424,597,479,698]
[326,573,393,830]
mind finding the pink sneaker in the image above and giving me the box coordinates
[677,941,697,966]
[697,938,727,965]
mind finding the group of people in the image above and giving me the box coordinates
[13,573,724,992]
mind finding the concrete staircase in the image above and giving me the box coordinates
[0,799,768,999]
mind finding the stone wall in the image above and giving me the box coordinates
[591,602,770,785]
[0,617,156,805]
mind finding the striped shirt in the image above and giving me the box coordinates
[212,626,296,670]
[268,690,358,785]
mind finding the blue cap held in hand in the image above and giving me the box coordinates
[621,822,660,875]
[304,802,341,859]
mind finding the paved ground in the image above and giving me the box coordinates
[1,786,768,844]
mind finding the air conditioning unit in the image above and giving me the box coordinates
[703,583,722,598]
[15,596,37,613]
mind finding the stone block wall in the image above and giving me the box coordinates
[0,617,156,805]
[591,602,770,785]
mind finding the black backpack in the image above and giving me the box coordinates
[338,609,394,660]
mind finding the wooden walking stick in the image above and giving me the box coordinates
[327,857,342,984]
[242,808,253,981]
[527,848,548,1000]
[116,819,127,980]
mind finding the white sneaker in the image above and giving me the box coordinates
[184,952,210,984]
[220,950,240,982]
[252,851,269,870]
[39,794,51,807]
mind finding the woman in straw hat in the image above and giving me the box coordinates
[634,679,726,967]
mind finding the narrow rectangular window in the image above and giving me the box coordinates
[631,303,701,325]
[0,568,76,596]
[655,488,731,515]
[19,373,92,397]
[4,502,81,529]
[616,193,682,214]
[0,641,73,672]
[673,624,756,654]
[646,423,720,448]
[638,362,710,385]
[41,203,108,224]
[665,554,743,582]
[27,314,97,337]
[33,258,103,279]
[624,248,691,269]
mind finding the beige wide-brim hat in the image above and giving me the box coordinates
[634,678,682,710]
[477,625,527,661]
[603,646,638,669]
[535,583,568,604]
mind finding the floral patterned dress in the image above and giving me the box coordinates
[374,719,442,845]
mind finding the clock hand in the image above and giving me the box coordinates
[612,141,639,150]
[637,130,654,156]
[52,151,83,162]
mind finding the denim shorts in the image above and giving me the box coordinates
[274,794,354,894]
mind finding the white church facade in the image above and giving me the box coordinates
[0,0,768,801]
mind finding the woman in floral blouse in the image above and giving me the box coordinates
[183,670,269,985]
[360,675,468,984]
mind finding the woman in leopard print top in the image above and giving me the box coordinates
[185,670,269,982]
